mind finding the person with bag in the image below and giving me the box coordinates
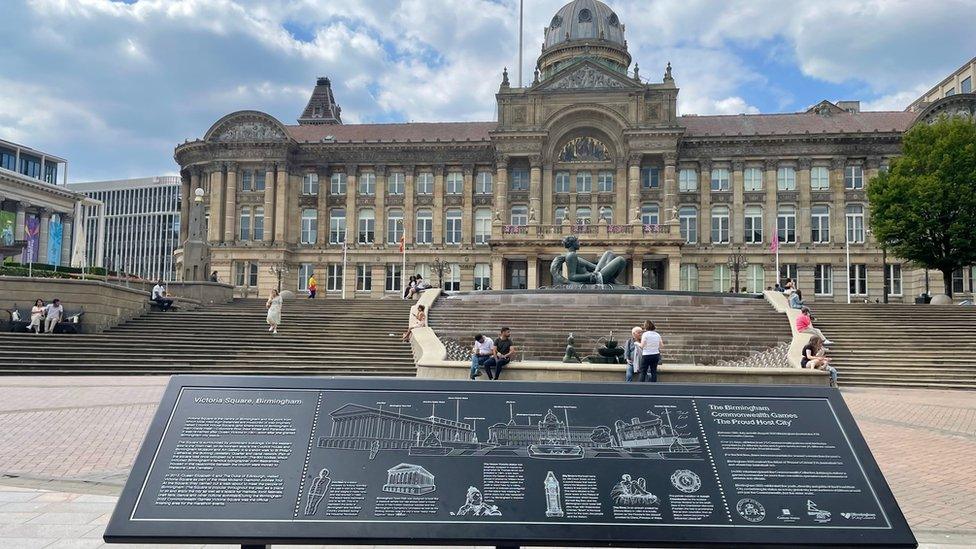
[637,320,663,382]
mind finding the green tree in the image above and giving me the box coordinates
[868,116,976,296]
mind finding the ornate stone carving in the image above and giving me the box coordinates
[356,196,375,207]
[446,195,463,206]
[386,195,405,206]
[811,192,833,202]
[548,66,625,90]
[628,153,643,165]
[831,157,846,170]
[764,159,779,171]
[797,158,812,170]
[557,136,612,163]
[512,106,527,123]
[415,195,434,206]
[213,121,286,142]
[509,191,529,203]
[645,103,661,121]
[553,194,571,205]
[731,160,744,171]
[326,195,345,206]
[711,193,732,203]
[744,192,765,203]
[846,190,867,201]
[474,196,494,206]
[777,191,799,202]
[597,193,615,204]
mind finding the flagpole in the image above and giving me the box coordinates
[400,232,407,299]
[341,222,349,300]
[518,0,523,87]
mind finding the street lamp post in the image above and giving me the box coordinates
[269,263,289,293]
[727,245,746,294]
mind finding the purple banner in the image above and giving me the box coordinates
[24,215,39,263]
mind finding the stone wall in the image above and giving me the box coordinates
[127,281,234,305]
[0,277,151,333]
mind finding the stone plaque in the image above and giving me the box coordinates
[105,376,915,547]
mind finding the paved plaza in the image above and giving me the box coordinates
[0,376,973,548]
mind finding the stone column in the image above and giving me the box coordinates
[491,255,505,291]
[432,164,445,245]
[527,255,538,290]
[314,167,328,246]
[831,157,846,246]
[404,166,415,245]
[666,254,681,291]
[797,158,812,245]
[663,153,677,219]
[614,162,627,224]
[223,163,238,243]
[699,160,711,244]
[180,171,192,244]
[529,156,542,218]
[263,164,276,243]
[631,255,643,287]
[37,208,50,263]
[460,263,474,291]
[60,214,73,267]
[628,155,641,221]
[764,159,778,243]
[208,167,224,243]
[462,164,474,244]
[541,164,553,224]
[275,164,288,242]
[345,164,358,246]
[375,165,386,246]
[494,154,509,223]
[731,160,745,245]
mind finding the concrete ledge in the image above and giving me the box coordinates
[127,281,234,305]
[417,360,829,385]
[0,276,151,333]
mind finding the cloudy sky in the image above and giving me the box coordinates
[1,0,973,181]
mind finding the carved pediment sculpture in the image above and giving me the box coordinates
[214,121,286,142]
[558,136,612,163]
[547,65,626,90]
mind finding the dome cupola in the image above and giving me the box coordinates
[538,0,630,80]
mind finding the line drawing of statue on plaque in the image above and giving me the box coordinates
[304,468,332,516]
[611,474,658,506]
[544,471,564,517]
[382,463,436,495]
[451,486,501,517]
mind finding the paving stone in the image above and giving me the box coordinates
[27,512,104,525]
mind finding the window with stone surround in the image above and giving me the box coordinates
[329,172,346,195]
[387,172,405,195]
[849,264,867,295]
[710,206,730,243]
[555,171,570,193]
[679,206,698,243]
[303,173,319,195]
[474,263,491,290]
[253,207,264,240]
[777,205,796,244]
[576,171,592,193]
[811,166,830,190]
[239,207,251,241]
[386,209,403,244]
[327,264,343,292]
[846,204,865,243]
[298,264,313,292]
[641,167,660,189]
[743,167,762,191]
[358,208,374,244]
[510,205,529,226]
[329,208,345,244]
[575,206,591,225]
[555,206,568,224]
[777,167,796,191]
[962,76,972,94]
[510,167,529,191]
[641,203,659,225]
[815,264,833,296]
[476,171,493,194]
[710,168,730,191]
[679,264,698,291]
[301,208,318,244]
[235,261,259,287]
[886,264,902,296]
[811,205,830,243]
[474,208,491,244]
[356,264,371,292]
[446,172,463,194]
[445,208,462,244]
[254,170,266,191]
[713,265,731,292]
[845,165,863,190]
[744,205,763,243]
[385,264,402,292]
[746,264,765,293]
[416,172,434,194]
[678,168,697,192]
[779,264,797,287]
[241,171,253,192]
[359,172,376,195]
[444,263,460,291]
[416,209,433,244]
[597,170,614,192]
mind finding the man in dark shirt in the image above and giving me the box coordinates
[484,327,516,380]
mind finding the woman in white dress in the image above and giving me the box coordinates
[266,289,282,334]
[29,299,46,334]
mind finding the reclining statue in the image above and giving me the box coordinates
[550,235,627,285]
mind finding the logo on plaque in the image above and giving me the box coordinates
[669,469,702,493]
[735,498,766,523]
[807,499,832,523]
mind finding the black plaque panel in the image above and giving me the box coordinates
[105,376,916,548]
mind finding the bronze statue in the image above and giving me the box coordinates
[550,235,627,285]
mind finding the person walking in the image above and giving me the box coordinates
[401,304,426,342]
[637,320,663,382]
[29,299,45,334]
[44,299,64,334]
[308,275,317,299]
[625,326,642,382]
[801,335,838,387]
[266,289,283,334]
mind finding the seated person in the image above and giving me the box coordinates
[796,307,832,345]
[400,304,426,342]
[151,281,174,311]
[44,299,64,334]
[788,289,804,309]
[801,335,838,387]
[29,299,46,334]
[470,333,494,380]
[484,327,516,380]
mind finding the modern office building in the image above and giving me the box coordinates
[0,137,103,267]
[907,55,976,112]
[173,0,976,301]
[71,176,181,281]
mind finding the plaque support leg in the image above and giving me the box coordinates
[241,545,266,549]
[496,545,520,549]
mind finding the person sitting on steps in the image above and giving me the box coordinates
[152,281,174,311]
[484,327,516,380]
[401,304,426,342]
[801,335,838,387]
[29,299,45,334]
[470,333,494,380]
[796,307,832,346]
[44,299,64,334]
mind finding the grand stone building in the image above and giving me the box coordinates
[174,0,975,302]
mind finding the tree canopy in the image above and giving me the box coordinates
[868,116,976,296]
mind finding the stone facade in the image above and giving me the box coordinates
[173,0,974,302]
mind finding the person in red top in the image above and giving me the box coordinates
[796,307,832,346]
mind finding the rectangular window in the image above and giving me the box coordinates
[298,264,313,292]
[254,171,266,191]
[814,264,833,296]
[641,204,659,226]
[846,206,865,243]
[710,168,730,191]
[886,264,902,296]
[712,265,731,293]
[385,264,402,292]
[386,210,404,244]
[952,268,966,294]
[811,205,830,243]
[388,172,405,195]
[845,165,863,189]
[474,263,491,291]
[945,87,955,97]
[300,209,317,244]
[235,262,258,287]
[576,171,592,193]
[239,208,251,241]
[641,167,660,189]
[597,170,614,192]
[0,149,16,171]
[779,264,797,287]
[962,76,972,94]
[555,171,570,193]
[358,172,376,195]
[743,167,762,191]
[810,166,830,190]
[510,205,529,226]
[849,264,867,295]
[744,206,763,243]
[679,264,699,292]
[445,210,462,244]
[679,207,697,244]
[303,173,319,195]
[416,211,433,244]
[678,169,697,192]
[710,207,730,244]
[327,264,343,292]
[358,210,375,244]
[356,264,372,292]
[777,167,796,191]
[777,207,797,244]
[475,171,493,194]
[235,262,245,286]
[241,171,253,191]
[253,207,264,240]
[510,168,529,191]
[446,172,464,194]
[330,172,346,195]
[416,172,434,194]
[474,208,491,244]
[329,209,346,244]
[444,263,460,291]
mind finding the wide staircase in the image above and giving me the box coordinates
[811,303,976,389]
[429,295,790,365]
[0,298,415,375]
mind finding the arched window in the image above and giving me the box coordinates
[386,208,404,244]
[300,208,317,244]
[811,205,830,243]
[445,208,462,244]
[710,206,730,244]
[416,209,433,243]
[510,205,528,226]
[641,203,660,225]
[600,207,613,224]
[744,205,763,243]
[679,206,698,243]
[329,208,346,244]
[239,207,251,241]
[679,264,699,292]
[357,208,375,244]
[575,206,591,224]
[555,206,568,224]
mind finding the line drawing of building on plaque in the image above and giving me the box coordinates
[613,406,701,457]
[611,474,659,506]
[544,471,564,517]
[318,403,477,451]
[304,468,331,516]
[382,463,436,495]
[451,486,501,517]
[488,407,606,460]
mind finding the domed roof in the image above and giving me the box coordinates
[543,0,625,51]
